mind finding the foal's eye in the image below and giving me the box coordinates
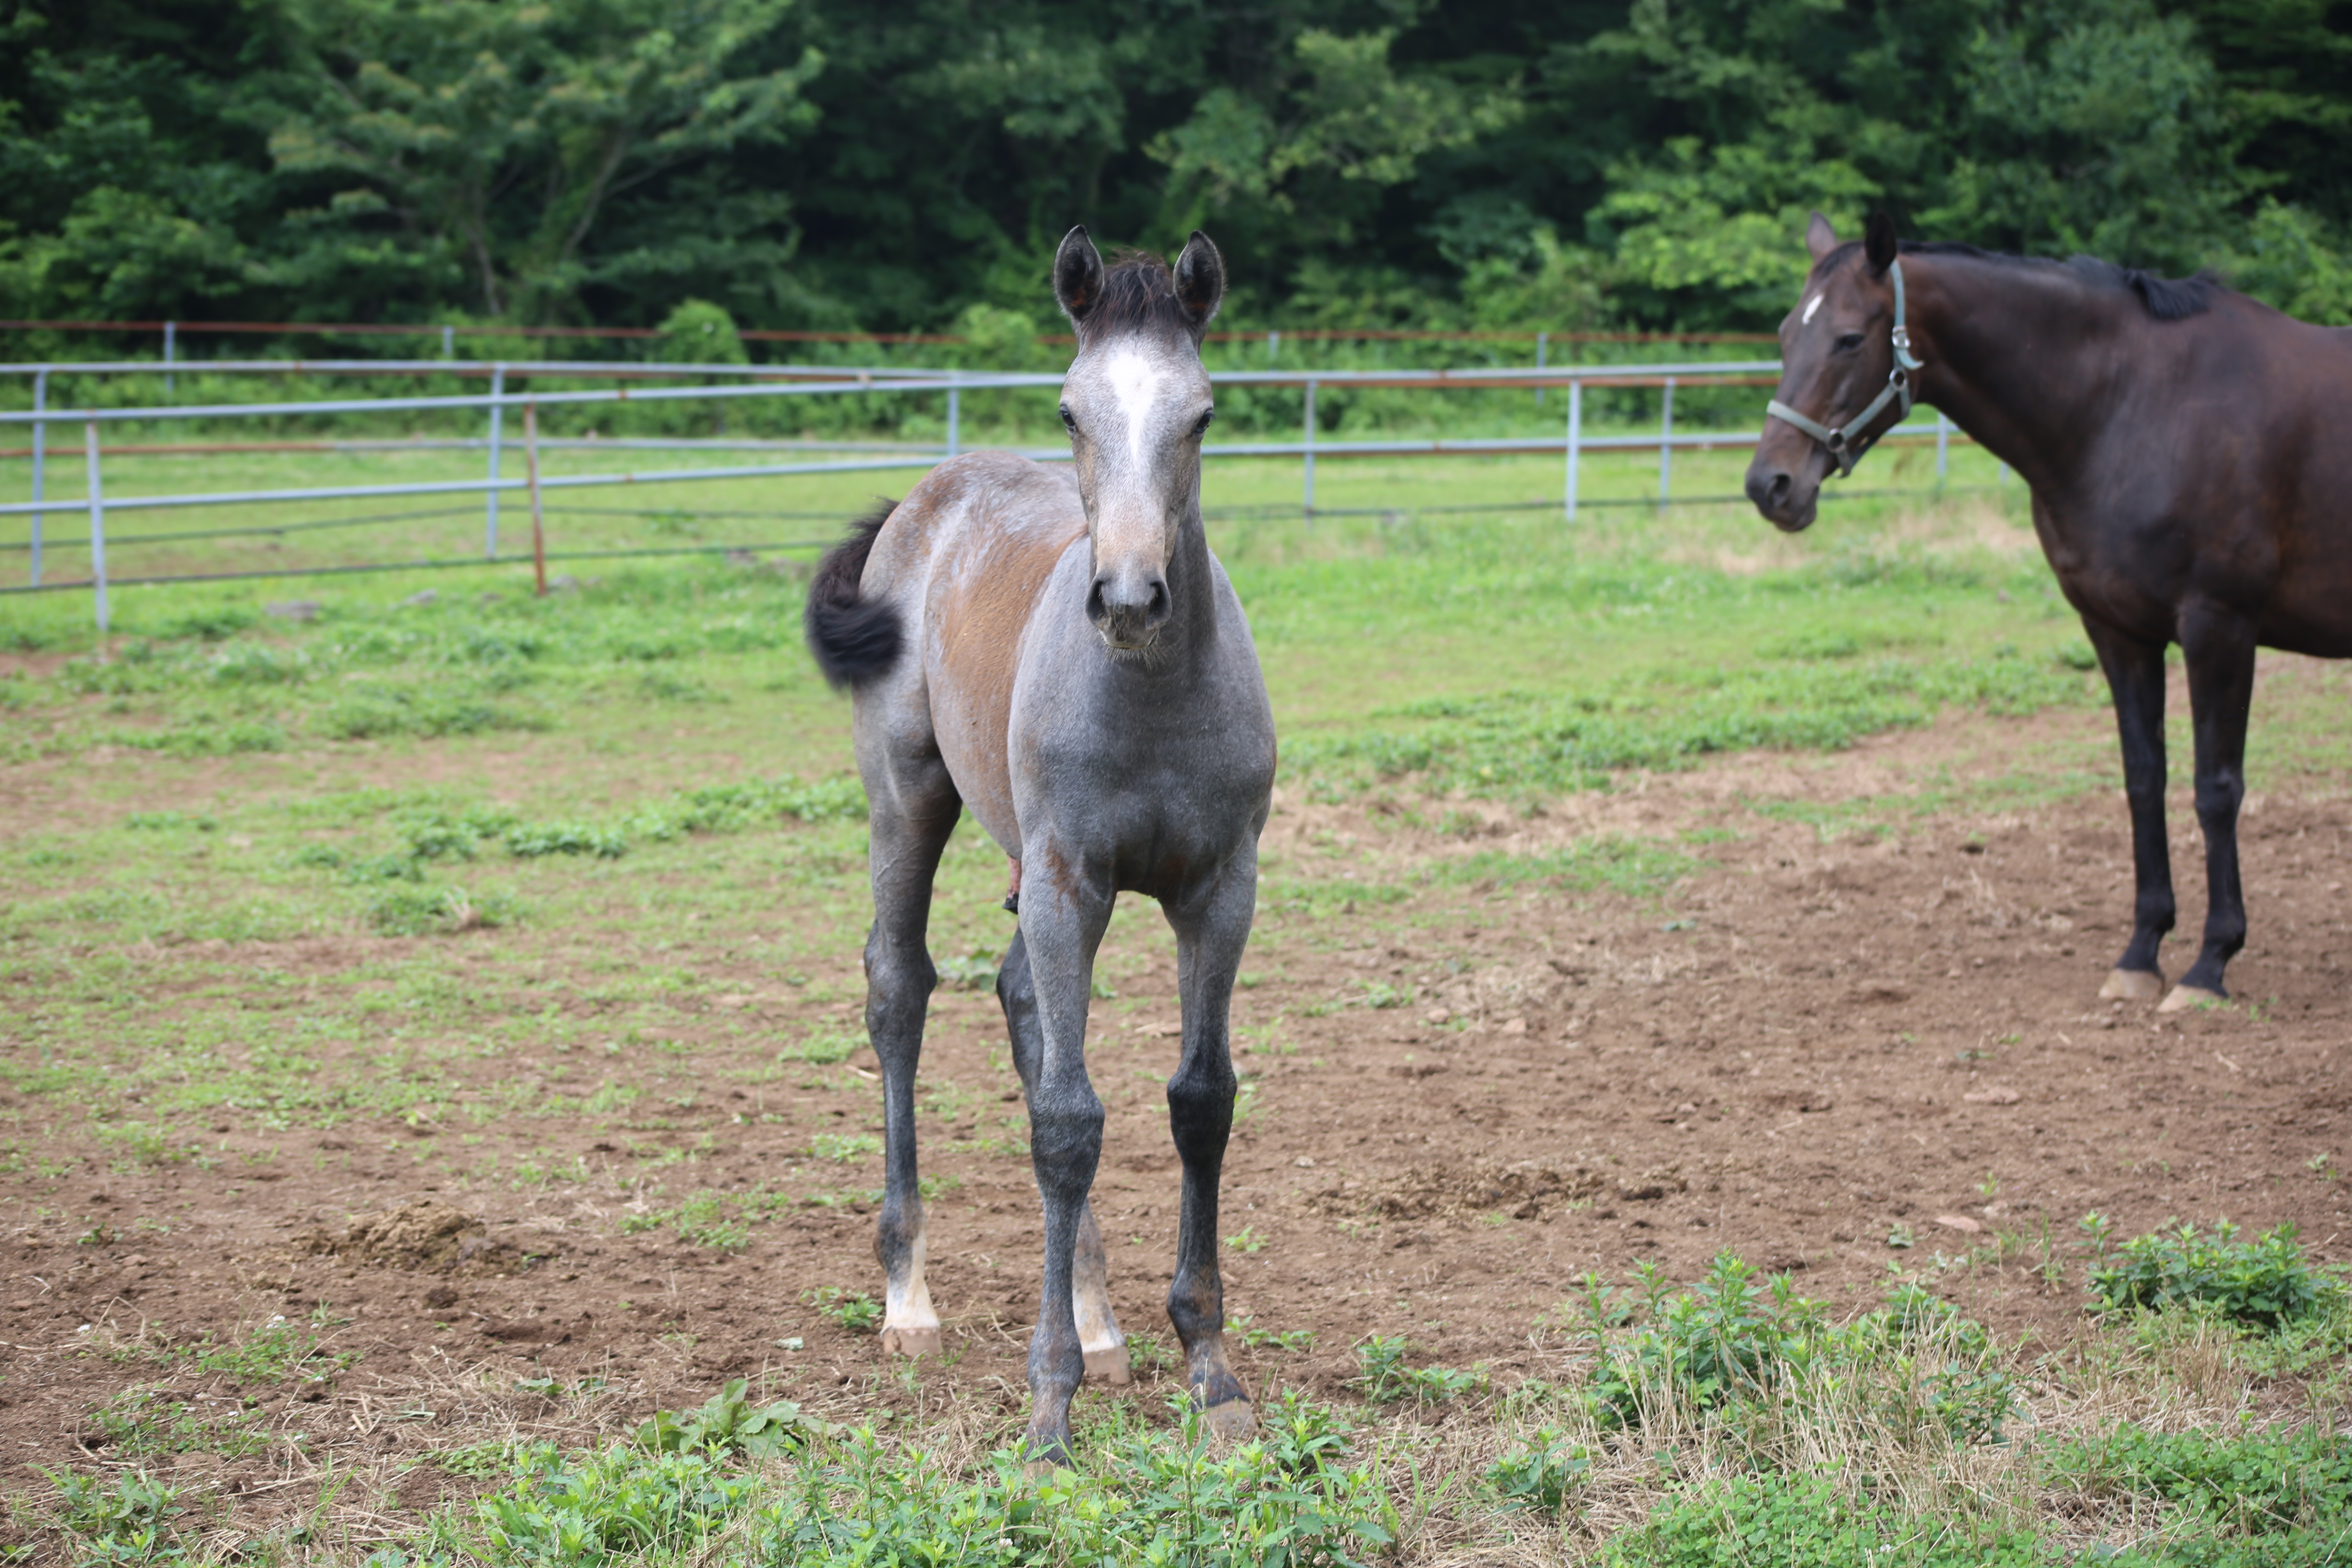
[1834,333,1866,354]
[1192,407,1215,438]
[1058,404,1077,432]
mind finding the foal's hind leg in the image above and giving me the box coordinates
[862,773,961,1356]
[2087,622,2175,1002]
[1160,856,1258,1443]
[997,932,1130,1383]
[2164,607,2258,1011]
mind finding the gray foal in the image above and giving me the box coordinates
[803,227,1275,1464]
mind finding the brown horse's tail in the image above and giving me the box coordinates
[804,500,903,689]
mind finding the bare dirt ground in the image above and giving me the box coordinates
[2,688,2347,1542]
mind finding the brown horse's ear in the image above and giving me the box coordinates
[1173,231,1225,333]
[1805,212,1839,264]
[1864,212,1898,276]
[1054,226,1105,323]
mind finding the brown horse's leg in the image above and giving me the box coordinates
[1007,864,1113,1468]
[864,788,960,1358]
[1161,857,1257,1444]
[2165,607,2258,1010]
[996,933,1128,1383]
[2086,621,2175,1001]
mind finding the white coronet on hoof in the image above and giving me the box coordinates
[2098,967,2166,1002]
[2158,984,2225,1015]
[1200,1398,1256,1446]
[879,1323,942,1357]
[1082,1344,1133,1385]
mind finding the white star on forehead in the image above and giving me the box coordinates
[1802,294,1824,325]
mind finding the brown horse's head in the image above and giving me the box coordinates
[1051,227,1223,655]
[1746,212,1906,532]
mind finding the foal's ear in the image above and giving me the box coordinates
[1054,225,1106,323]
[1864,211,1898,276]
[1805,211,1839,264]
[1173,231,1225,333]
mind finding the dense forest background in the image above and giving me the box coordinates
[4,0,2351,340]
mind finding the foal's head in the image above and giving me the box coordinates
[1746,212,1906,533]
[1051,227,1224,654]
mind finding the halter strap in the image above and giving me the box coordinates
[1764,258,1925,479]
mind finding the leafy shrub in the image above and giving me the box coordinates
[634,1379,831,1459]
[1486,1426,1588,1512]
[1351,1336,1480,1405]
[1589,1254,1823,1428]
[47,1469,187,1562]
[2089,1220,2343,1330]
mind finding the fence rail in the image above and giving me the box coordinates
[2,355,1986,626]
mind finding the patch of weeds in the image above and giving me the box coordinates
[123,811,217,833]
[1588,1254,1820,1428]
[1428,837,1696,901]
[87,1390,269,1459]
[46,1469,188,1563]
[633,1378,833,1458]
[1604,1471,2038,1567]
[1227,1312,1313,1353]
[1258,875,1412,918]
[779,1028,860,1066]
[367,884,521,936]
[1225,1224,1267,1254]
[935,949,1001,991]
[143,1316,353,1385]
[2089,1219,2343,1330]
[810,1133,881,1162]
[1486,1426,1589,1513]
[802,1286,881,1332]
[503,821,628,859]
[2045,1423,2352,1544]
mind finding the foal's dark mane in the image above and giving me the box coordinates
[1078,251,1198,345]
[1815,239,2224,322]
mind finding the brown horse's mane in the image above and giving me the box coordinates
[1817,238,2223,322]
[1078,251,1198,343]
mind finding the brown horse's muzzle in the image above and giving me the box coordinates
[1744,429,1831,533]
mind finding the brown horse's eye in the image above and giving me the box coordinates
[1834,333,1865,353]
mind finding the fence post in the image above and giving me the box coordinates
[443,325,455,359]
[526,401,547,596]
[163,321,176,395]
[1564,378,1581,522]
[945,374,960,459]
[1301,378,1316,515]
[485,364,506,558]
[27,367,45,586]
[85,421,108,633]
[1266,330,1279,364]
[1657,376,1675,506]
[1535,331,1548,408]
[1936,411,1950,491]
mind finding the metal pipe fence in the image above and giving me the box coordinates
[1,356,1982,627]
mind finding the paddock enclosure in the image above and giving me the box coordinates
[1,395,2349,1557]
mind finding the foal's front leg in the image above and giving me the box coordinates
[1162,855,1258,1441]
[2086,621,2175,1002]
[2167,606,2258,1009]
[1009,854,1114,1466]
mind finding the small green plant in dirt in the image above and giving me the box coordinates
[367,884,521,936]
[1485,1425,1589,1513]
[804,1286,881,1332]
[1603,1471,2040,1568]
[2089,1219,2344,1330]
[45,1468,187,1563]
[1588,1254,1822,1428]
[621,1192,754,1252]
[634,1378,834,1458]
[135,1316,353,1385]
[88,1390,269,1459]
[934,949,1001,991]
[810,1132,881,1161]
[2045,1423,2352,1545]
[1352,1335,1481,1405]
[780,1029,861,1066]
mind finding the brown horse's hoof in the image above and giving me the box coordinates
[2098,967,2165,1002]
[1200,1397,1256,1447]
[2158,984,2225,1014]
[1083,1344,1132,1385]
[880,1324,942,1357]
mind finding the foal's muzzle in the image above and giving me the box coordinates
[1088,568,1170,650]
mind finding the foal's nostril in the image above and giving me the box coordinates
[1087,577,1110,626]
[1145,578,1170,626]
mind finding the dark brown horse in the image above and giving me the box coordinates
[1748,213,2352,1011]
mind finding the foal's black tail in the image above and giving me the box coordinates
[804,500,903,689]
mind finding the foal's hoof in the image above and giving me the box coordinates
[880,1324,942,1357]
[1083,1344,1133,1385]
[2098,967,2165,1003]
[1199,1397,1256,1447]
[2158,984,2225,1015]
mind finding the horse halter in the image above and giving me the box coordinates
[1764,258,1925,479]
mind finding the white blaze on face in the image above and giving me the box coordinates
[1104,349,1161,465]
[1802,293,1824,326]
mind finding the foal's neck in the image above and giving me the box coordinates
[1910,257,2137,496]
